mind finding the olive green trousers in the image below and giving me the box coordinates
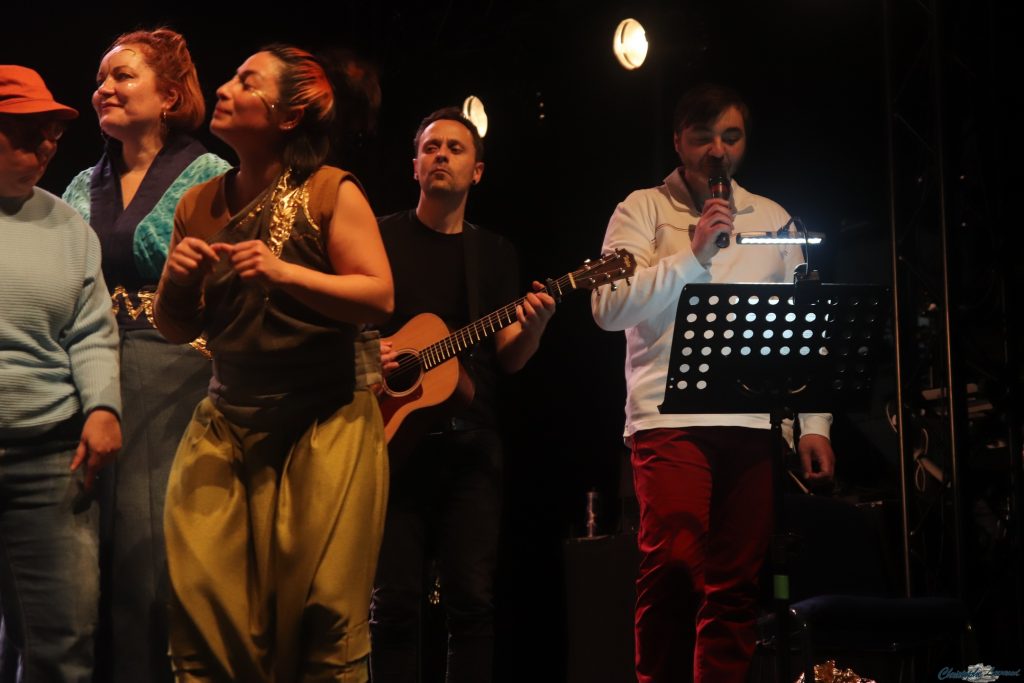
[164,392,387,682]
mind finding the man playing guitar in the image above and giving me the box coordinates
[369,107,555,683]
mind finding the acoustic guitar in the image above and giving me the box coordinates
[379,249,635,450]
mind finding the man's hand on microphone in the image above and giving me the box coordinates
[691,198,734,266]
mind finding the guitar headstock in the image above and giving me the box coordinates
[571,248,636,292]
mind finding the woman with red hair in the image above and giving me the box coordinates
[61,27,228,683]
[154,44,392,682]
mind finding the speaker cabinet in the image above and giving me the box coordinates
[564,533,639,683]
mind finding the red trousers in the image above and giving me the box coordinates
[631,427,775,683]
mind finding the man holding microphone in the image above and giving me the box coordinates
[592,83,834,683]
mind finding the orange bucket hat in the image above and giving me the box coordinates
[0,65,78,119]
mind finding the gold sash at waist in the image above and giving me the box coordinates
[110,285,211,359]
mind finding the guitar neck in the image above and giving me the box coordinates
[419,272,575,370]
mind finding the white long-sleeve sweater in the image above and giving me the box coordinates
[592,168,831,442]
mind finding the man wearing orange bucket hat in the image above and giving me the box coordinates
[0,65,121,682]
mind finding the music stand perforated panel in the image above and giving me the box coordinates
[659,283,890,415]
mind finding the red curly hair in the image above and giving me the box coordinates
[106,28,206,132]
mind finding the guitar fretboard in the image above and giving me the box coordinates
[419,272,575,370]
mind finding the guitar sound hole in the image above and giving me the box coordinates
[384,351,423,395]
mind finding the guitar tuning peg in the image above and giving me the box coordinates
[610,282,618,292]
[583,258,591,264]
[626,277,632,286]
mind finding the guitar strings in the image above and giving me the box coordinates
[388,293,539,376]
[387,274,572,376]
[385,255,625,378]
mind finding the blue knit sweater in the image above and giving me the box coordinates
[0,188,121,437]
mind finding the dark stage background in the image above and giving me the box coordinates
[4,1,1018,680]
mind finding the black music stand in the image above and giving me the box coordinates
[658,280,890,683]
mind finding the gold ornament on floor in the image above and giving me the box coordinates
[428,574,442,607]
[794,660,877,683]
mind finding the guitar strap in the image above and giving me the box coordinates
[462,220,483,322]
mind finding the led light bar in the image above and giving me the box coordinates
[736,231,824,245]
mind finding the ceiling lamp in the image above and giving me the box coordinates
[613,18,649,70]
[462,95,488,138]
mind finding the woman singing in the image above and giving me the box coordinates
[61,28,229,683]
[154,44,393,682]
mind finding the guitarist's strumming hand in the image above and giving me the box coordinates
[377,251,633,442]
[380,340,400,376]
[373,340,401,398]
[496,281,556,373]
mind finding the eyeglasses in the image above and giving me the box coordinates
[0,115,67,151]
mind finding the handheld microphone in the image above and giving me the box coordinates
[707,158,731,249]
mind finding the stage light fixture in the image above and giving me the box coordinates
[462,95,488,138]
[613,18,649,70]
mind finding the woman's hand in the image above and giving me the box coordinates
[165,237,221,287]
[218,240,293,286]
